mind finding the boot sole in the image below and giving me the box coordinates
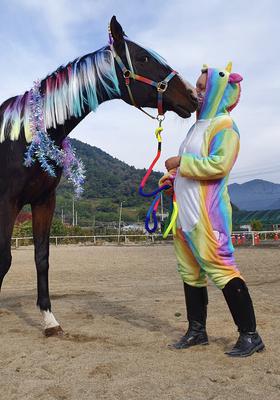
[225,343,265,357]
[169,340,209,350]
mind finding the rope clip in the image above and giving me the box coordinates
[155,126,163,143]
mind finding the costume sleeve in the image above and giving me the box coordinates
[179,128,239,180]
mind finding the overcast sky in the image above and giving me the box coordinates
[0,0,279,183]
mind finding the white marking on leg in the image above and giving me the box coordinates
[41,310,60,330]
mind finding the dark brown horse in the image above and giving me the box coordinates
[0,16,197,336]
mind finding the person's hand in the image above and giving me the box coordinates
[159,168,177,196]
[165,156,181,172]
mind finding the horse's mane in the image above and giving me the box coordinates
[0,46,120,143]
[0,41,168,144]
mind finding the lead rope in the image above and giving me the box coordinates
[108,30,178,235]
[138,121,178,236]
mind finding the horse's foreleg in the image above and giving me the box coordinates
[0,202,18,289]
[32,193,63,337]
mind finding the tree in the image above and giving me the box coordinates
[250,219,263,231]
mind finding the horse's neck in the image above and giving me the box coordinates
[47,92,116,143]
[47,109,91,143]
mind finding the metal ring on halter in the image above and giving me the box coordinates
[157,81,168,92]
[156,114,165,122]
[123,70,132,79]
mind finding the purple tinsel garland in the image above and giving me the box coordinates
[24,80,85,197]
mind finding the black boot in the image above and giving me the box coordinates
[222,277,265,357]
[172,283,209,349]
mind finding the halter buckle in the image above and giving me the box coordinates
[157,81,168,93]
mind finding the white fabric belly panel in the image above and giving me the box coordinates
[175,120,211,232]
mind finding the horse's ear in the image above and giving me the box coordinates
[109,16,126,45]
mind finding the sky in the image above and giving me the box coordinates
[0,0,279,184]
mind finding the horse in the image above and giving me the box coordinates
[0,16,198,336]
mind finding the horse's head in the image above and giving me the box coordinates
[109,16,198,119]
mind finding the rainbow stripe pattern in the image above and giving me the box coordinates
[174,63,243,289]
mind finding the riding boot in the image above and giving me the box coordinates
[222,277,265,357]
[172,283,209,349]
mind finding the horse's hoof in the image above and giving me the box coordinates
[44,325,64,337]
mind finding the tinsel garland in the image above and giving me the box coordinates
[24,80,85,197]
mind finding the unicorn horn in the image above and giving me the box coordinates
[226,61,232,73]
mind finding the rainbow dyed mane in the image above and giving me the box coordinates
[0,47,121,144]
[0,40,169,145]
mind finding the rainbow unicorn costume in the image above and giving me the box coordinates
[169,64,264,357]
[174,62,243,289]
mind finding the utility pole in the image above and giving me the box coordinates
[72,196,75,226]
[75,211,78,226]
[61,208,64,224]
[118,201,123,244]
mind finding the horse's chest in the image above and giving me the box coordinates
[21,168,61,203]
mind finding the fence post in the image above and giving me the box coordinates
[252,232,255,246]
[55,237,58,246]
[16,238,19,248]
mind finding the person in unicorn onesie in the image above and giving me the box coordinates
[161,62,265,357]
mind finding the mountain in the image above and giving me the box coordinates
[228,179,280,211]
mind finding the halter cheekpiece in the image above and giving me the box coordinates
[108,30,177,120]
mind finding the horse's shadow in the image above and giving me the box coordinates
[0,290,178,338]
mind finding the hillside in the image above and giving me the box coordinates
[55,139,165,225]
[54,140,280,226]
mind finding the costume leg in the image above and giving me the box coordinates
[222,277,265,357]
[174,228,207,287]
[171,229,208,349]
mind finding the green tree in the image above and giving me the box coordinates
[50,219,68,235]
[250,219,263,231]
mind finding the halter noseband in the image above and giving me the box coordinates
[109,38,177,120]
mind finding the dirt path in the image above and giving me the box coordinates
[0,245,279,400]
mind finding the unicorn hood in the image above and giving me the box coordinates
[198,62,243,120]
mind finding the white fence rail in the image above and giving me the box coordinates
[11,234,173,248]
[11,230,280,248]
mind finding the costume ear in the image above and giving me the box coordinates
[109,16,126,44]
[228,73,243,83]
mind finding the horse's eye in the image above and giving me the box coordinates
[138,56,150,63]
[219,72,225,77]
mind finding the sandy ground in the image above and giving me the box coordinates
[0,244,279,400]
